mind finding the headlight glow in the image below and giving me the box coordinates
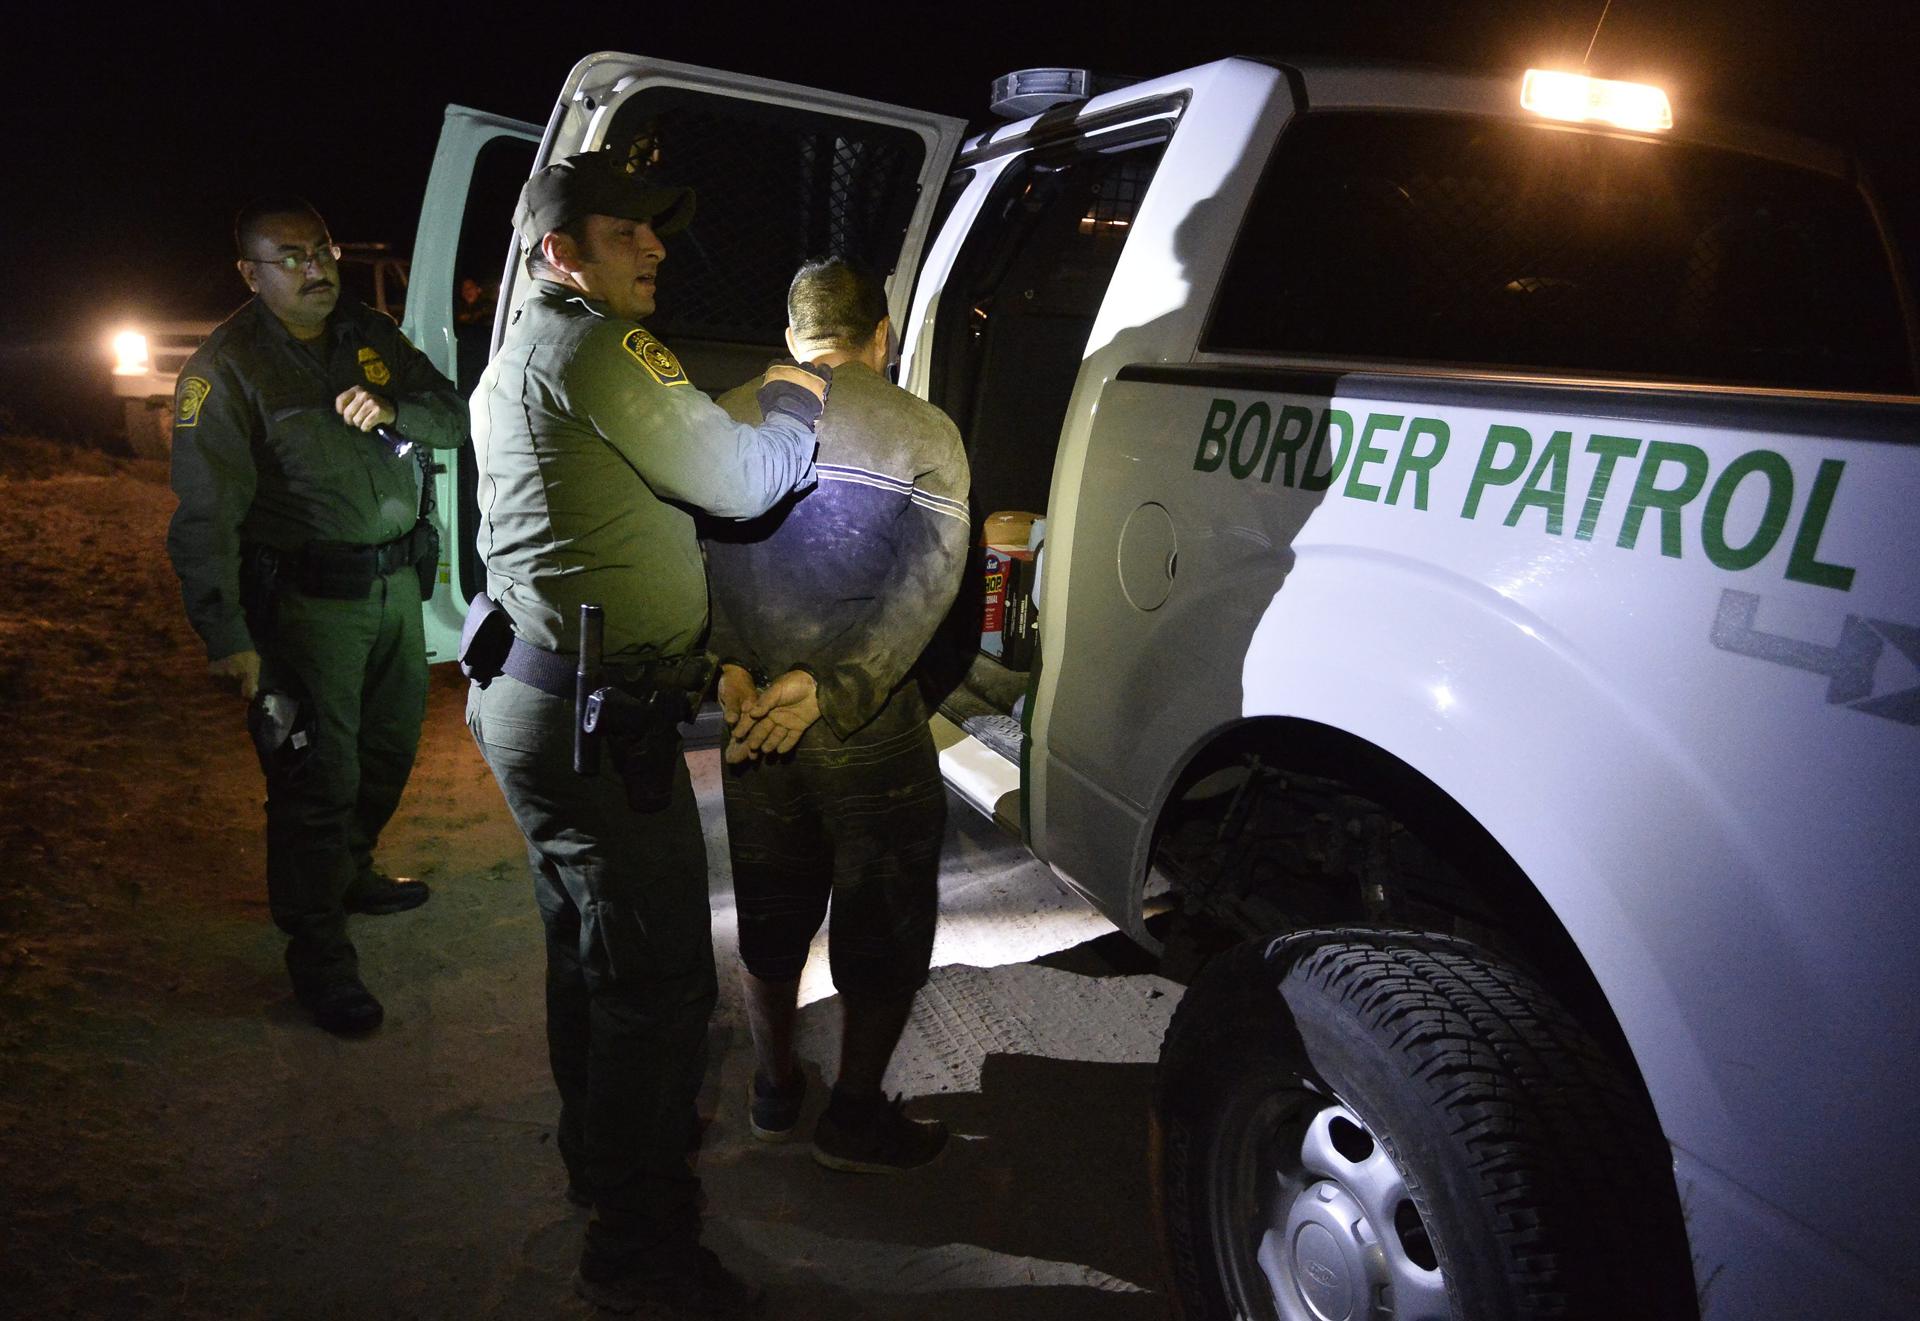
[111,330,152,377]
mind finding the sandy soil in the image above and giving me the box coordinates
[0,438,1182,1320]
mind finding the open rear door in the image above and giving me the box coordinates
[415,61,964,661]
[404,104,544,661]
[503,53,965,392]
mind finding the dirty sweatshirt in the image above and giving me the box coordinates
[706,360,971,741]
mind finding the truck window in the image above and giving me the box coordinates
[451,133,540,601]
[452,135,538,391]
[1205,112,1914,394]
[603,88,928,394]
[932,132,1168,532]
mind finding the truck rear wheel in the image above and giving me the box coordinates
[1153,929,1694,1321]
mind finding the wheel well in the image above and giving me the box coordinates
[1146,715,1641,1093]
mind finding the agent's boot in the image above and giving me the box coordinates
[299,977,384,1036]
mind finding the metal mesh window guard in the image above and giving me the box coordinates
[604,90,926,345]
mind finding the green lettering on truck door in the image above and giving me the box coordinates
[1505,429,1572,534]
[1343,413,1404,503]
[1619,441,1709,559]
[1702,450,1793,571]
[1785,459,1857,592]
[1385,417,1448,510]
[1576,435,1641,541]
[1301,409,1352,492]
[1462,425,1532,519]
[1194,398,1233,472]
[1228,403,1272,479]
[1262,405,1315,485]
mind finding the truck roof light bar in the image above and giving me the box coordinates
[989,67,1139,120]
[1521,68,1673,132]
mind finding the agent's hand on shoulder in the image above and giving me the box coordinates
[210,649,262,702]
[761,363,830,405]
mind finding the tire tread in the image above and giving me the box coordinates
[1155,928,1694,1321]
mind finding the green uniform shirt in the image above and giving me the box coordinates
[470,281,818,662]
[166,297,466,659]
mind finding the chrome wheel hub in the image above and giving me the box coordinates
[1257,1101,1448,1320]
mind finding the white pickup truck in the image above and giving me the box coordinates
[405,54,1920,1321]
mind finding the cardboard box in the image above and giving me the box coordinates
[981,544,1037,671]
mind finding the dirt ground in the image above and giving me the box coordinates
[0,436,1183,1320]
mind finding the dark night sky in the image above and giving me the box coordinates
[2,1,1915,342]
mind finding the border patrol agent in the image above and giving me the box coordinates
[707,258,971,1173]
[166,196,465,1037]
[464,151,826,1318]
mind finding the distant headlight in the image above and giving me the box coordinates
[111,330,151,376]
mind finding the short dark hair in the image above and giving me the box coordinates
[787,257,887,347]
[233,195,325,257]
[525,216,594,280]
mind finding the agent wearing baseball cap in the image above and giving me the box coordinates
[465,150,828,1317]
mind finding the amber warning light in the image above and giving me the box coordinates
[1521,69,1673,132]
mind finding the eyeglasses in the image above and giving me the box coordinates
[246,244,342,273]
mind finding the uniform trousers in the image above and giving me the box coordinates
[467,673,715,1263]
[257,567,426,994]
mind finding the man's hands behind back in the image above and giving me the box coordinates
[720,666,822,763]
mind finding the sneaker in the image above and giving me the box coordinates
[811,1091,947,1174]
[748,1069,806,1143]
[573,1243,766,1317]
[300,979,384,1036]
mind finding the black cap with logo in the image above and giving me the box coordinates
[512,151,696,249]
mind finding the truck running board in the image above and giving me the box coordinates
[930,712,1022,834]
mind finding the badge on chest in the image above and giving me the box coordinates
[357,346,392,387]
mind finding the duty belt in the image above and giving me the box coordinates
[459,591,709,699]
[281,526,425,581]
[502,637,710,700]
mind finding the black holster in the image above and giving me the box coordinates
[239,543,281,637]
[411,519,441,600]
[587,684,697,813]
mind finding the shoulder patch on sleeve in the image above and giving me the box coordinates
[176,376,212,428]
[621,328,689,387]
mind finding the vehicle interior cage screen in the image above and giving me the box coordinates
[604,89,928,347]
